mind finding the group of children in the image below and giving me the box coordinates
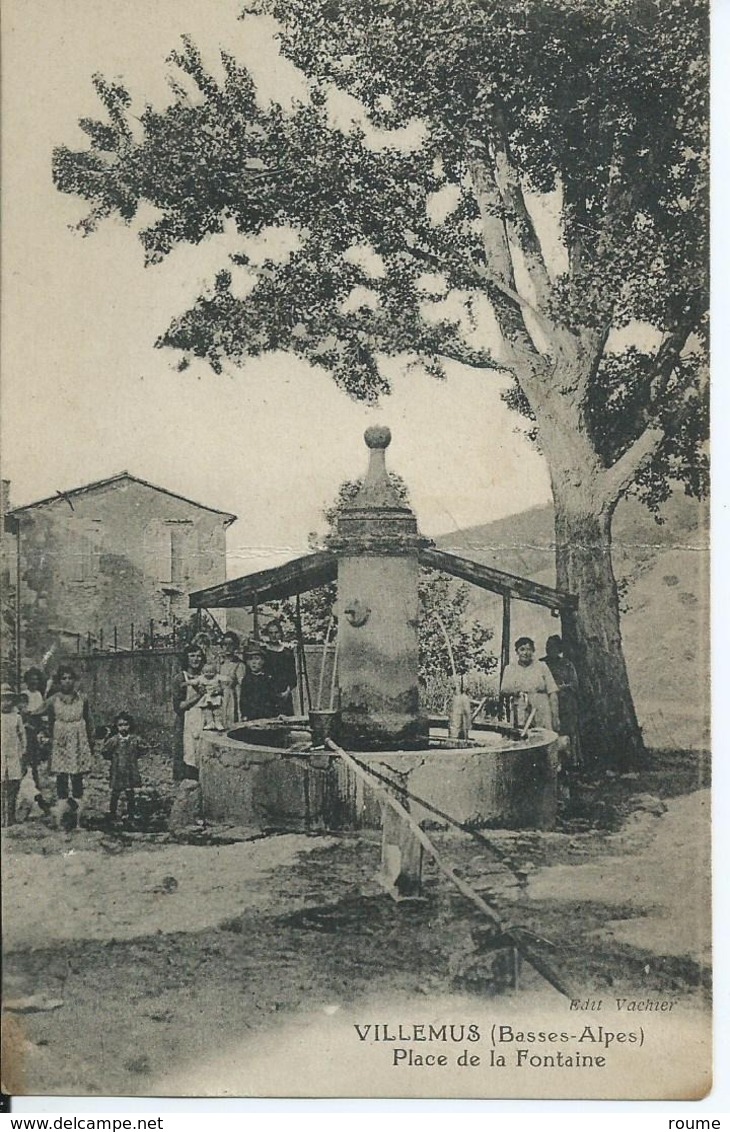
[2,623,301,829]
[0,671,146,829]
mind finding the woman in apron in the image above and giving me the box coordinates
[172,645,206,781]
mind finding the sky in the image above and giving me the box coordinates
[0,0,554,578]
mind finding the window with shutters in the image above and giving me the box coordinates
[170,524,188,583]
[144,520,169,583]
[145,520,192,584]
[69,519,102,582]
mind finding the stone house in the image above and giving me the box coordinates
[3,473,236,666]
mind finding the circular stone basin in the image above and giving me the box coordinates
[199,718,558,831]
[354,726,558,830]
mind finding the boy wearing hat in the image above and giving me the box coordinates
[1,684,27,826]
[239,642,279,721]
[262,621,297,716]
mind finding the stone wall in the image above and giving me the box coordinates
[66,646,329,732]
[67,650,181,730]
[52,644,335,733]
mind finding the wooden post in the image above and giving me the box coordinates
[130,623,135,652]
[99,629,104,652]
[149,619,154,648]
[333,746,423,901]
[559,605,579,659]
[113,626,118,652]
[380,801,424,901]
[294,593,308,715]
[560,602,587,754]
[252,593,259,641]
[500,591,511,681]
[14,516,22,690]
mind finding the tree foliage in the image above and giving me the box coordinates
[53,1,708,511]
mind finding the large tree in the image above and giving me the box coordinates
[53,0,708,766]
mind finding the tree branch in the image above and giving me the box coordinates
[466,155,546,372]
[601,376,704,506]
[485,107,554,313]
[645,305,704,405]
[576,320,613,403]
[599,304,705,504]
[401,234,550,332]
[594,133,638,268]
[435,342,512,374]
[565,129,633,323]
[601,421,665,503]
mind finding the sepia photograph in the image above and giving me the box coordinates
[1,0,711,1102]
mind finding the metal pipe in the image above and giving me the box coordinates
[500,591,511,681]
[431,607,458,685]
[317,614,335,712]
[328,630,340,712]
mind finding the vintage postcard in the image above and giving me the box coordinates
[1,0,710,1102]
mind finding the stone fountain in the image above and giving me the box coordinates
[193,426,560,837]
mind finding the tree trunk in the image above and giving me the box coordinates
[554,495,645,771]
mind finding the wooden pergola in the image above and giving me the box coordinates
[190,545,577,678]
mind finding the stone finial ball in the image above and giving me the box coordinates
[364,425,391,449]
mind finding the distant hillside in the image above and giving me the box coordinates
[436,491,709,751]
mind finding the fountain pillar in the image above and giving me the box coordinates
[328,426,429,750]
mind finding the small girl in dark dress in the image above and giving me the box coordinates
[102,711,145,822]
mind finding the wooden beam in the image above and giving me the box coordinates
[420,546,577,610]
[189,550,337,609]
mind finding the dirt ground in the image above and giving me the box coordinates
[1,747,711,1097]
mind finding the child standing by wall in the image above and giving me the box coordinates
[101,712,145,824]
[1,684,26,827]
[21,667,50,794]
